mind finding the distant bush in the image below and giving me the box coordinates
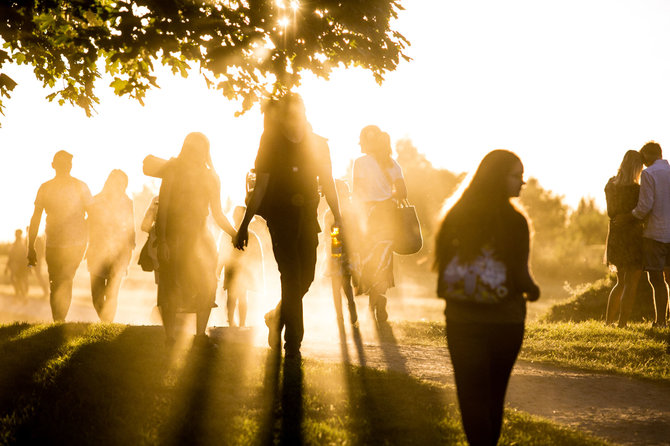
[543,274,656,323]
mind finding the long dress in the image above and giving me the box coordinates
[604,177,643,270]
[86,192,135,279]
[353,155,404,294]
[156,158,218,313]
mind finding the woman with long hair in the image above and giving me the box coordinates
[353,125,407,322]
[435,150,539,446]
[86,169,135,322]
[605,150,644,327]
[155,132,236,346]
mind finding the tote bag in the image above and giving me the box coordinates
[393,199,423,255]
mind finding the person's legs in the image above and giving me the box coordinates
[196,308,212,336]
[90,273,107,319]
[238,290,248,327]
[46,246,85,322]
[488,323,524,444]
[160,305,177,345]
[331,275,344,321]
[226,289,238,327]
[648,270,668,326]
[446,321,495,446]
[618,269,643,328]
[100,273,122,322]
[606,271,624,325]
[342,274,358,325]
[642,238,669,327]
[267,213,317,355]
[9,273,20,297]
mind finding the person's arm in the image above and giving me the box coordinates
[393,177,408,201]
[632,170,654,220]
[126,198,136,249]
[321,174,342,227]
[208,173,236,237]
[318,140,341,226]
[234,173,269,249]
[514,216,540,301]
[27,206,43,266]
[156,172,171,262]
[391,161,408,200]
[140,197,159,233]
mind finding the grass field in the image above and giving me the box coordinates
[0,322,610,445]
[392,320,670,381]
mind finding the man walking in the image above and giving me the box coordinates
[28,150,92,321]
[234,94,341,358]
[631,141,670,327]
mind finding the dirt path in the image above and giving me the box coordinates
[1,279,669,446]
[299,323,670,446]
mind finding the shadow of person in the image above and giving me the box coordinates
[256,347,281,444]
[373,321,408,374]
[280,356,304,445]
[256,349,305,445]
[166,340,219,446]
[335,317,351,364]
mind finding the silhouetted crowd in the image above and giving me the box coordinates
[6,93,550,446]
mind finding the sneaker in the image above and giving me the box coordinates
[376,296,388,322]
[265,310,281,350]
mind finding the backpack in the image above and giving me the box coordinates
[438,247,509,304]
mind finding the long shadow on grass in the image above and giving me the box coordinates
[163,330,260,446]
[334,317,458,443]
[256,348,305,445]
[374,321,408,374]
[9,324,172,445]
[341,356,461,444]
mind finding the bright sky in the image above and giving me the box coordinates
[1,0,670,240]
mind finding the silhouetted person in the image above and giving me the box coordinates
[627,141,670,327]
[234,94,342,358]
[353,126,407,322]
[28,150,92,322]
[604,150,644,327]
[324,180,358,327]
[435,150,540,446]
[149,132,236,346]
[218,206,264,327]
[5,229,29,297]
[86,169,135,322]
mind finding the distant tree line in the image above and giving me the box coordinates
[393,140,609,286]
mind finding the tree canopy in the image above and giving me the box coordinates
[0,0,409,122]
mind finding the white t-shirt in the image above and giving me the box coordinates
[353,154,403,202]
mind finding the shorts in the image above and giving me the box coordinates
[642,237,670,271]
[46,245,86,281]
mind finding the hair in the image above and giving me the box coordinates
[640,141,662,162]
[178,132,212,168]
[360,125,393,170]
[101,169,128,194]
[613,150,643,186]
[435,150,524,269]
